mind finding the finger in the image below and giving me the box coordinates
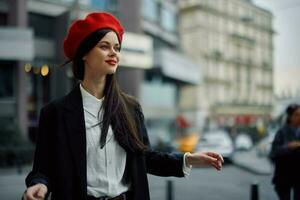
[216,160,222,170]
[26,187,37,200]
[218,154,224,163]
[210,157,223,169]
[216,154,224,163]
[211,162,221,171]
[217,160,223,169]
[207,152,224,163]
[207,156,220,169]
[213,158,222,167]
[207,156,218,164]
[206,151,221,159]
[36,186,46,199]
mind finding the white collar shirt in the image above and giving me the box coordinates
[80,84,129,198]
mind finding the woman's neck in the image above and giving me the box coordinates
[81,77,106,99]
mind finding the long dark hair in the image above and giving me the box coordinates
[72,29,146,153]
[285,104,300,125]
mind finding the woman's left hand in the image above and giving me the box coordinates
[185,151,224,171]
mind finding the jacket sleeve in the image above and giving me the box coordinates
[25,106,53,193]
[135,105,184,177]
[270,127,293,162]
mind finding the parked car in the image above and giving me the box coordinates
[234,133,253,151]
[175,133,200,153]
[256,130,276,157]
[196,130,234,161]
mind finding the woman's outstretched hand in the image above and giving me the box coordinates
[23,183,47,200]
[185,151,224,171]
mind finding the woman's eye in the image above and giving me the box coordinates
[100,45,109,50]
[99,45,120,52]
[114,46,121,52]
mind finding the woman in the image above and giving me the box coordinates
[23,12,224,200]
[270,104,300,200]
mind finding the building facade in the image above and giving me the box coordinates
[0,0,200,146]
[134,0,201,144]
[178,0,274,129]
[0,0,153,140]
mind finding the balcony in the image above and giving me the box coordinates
[230,33,256,47]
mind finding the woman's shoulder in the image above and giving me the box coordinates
[41,95,68,113]
[42,85,81,112]
[275,125,293,138]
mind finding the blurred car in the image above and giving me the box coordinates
[196,130,234,161]
[234,133,253,151]
[256,130,276,157]
[175,133,200,153]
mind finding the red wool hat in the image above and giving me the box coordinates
[63,12,124,59]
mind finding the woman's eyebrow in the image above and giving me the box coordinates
[98,41,120,46]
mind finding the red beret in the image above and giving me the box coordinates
[63,12,124,59]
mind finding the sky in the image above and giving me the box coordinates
[252,0,300,96]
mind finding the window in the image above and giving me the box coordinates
[59,0,75,3]
[143,0,159,22]
[29,13,55,39]
[90,0,106,9]
[0,12,7,26]
[90,0,118,11]
[0,61,14,98]
[161,6,177,32]
[79,0,89,6]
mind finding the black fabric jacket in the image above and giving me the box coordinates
[25,85,184,200]
[270,125,300,185]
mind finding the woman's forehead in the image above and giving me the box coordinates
[99,31,120,44]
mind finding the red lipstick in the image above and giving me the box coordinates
[105,60,117,65]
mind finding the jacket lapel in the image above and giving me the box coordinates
[63,84,87,196]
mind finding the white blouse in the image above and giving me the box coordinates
[80,84,129,198]
[80,84,191,198]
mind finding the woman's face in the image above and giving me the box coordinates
[290,108,300,127]
[83,31,121,79]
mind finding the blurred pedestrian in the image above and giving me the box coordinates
[22,12,224,200]
[270,104,300,200]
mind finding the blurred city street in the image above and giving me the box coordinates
[148,165,276,200]
[0,149,277,200]
[1,0,300,199]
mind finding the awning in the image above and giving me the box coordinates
[119,32,153,69]
[154,48,201,84]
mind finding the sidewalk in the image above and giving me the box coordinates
[232,149,273,175]
[0,165,31,200]
[0,164,31,176]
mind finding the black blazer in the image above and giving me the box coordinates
[25,85,184,200]
[270,125,300,185]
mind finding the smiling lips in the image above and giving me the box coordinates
[105,60,117,65]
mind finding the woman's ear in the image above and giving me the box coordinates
[82,55,86,61]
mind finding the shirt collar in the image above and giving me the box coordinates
[80,84,104,118]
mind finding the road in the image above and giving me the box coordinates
[0,164,277,200]
[148,164,277,200]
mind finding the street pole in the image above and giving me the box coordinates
[166,180,174,200]
[250,182,259,200]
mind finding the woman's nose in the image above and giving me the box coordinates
[109,48,117,56]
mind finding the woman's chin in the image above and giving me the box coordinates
[107,69,117,75]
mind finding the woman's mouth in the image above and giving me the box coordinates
[105,60,117,65]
